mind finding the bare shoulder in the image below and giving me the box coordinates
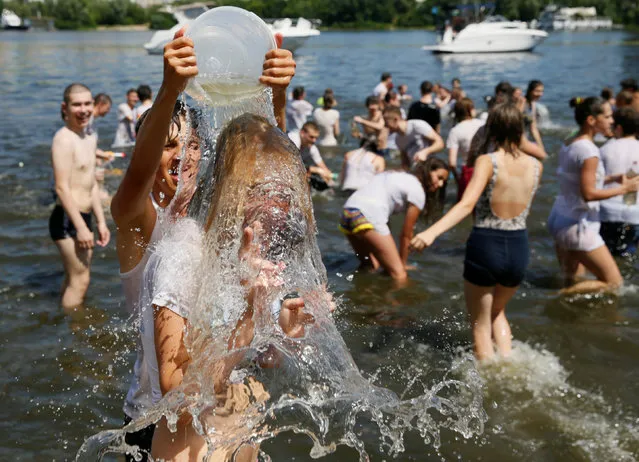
[53,126,74,144]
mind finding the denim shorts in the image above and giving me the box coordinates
[464,227,529,288]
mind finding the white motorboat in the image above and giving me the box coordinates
[538,5,613,31]
[266,18,320,51]
[2,9,31,30]
[423,16,548,54]
[144,3,320,55]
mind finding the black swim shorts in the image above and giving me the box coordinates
[123,415,155,462]
[48,205,93,241]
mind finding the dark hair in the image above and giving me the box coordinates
[569,96,607,126]
[135,100,199,138]
[381,72,392,82]
[453,97,475,123]
[61,83,91,121]
[292,86,305,99]
[137,84,152,101]
[382,106,402,118]
[302,121,319,133]
[480,103,524,155]
[413,157,449,220]
[601,87,615,101]
[620,78,638,92]
[323,88,334,96]
[613,107,639,137]
[359,136,378,153]
[452,77,461,85]
[495,81,514,98]
[127,88,137,96]
[420,80,433,95]
[616,90,634,108]
[384,90,398,104]
[323,95,335,109]
[94,93,112,106]
[525,80,543,103]
[365,95,380,107]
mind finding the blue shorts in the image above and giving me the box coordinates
[464,227,529,288]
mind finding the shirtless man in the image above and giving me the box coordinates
[110,29,296,460]
[50,83,110,311]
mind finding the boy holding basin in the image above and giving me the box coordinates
[110,28,296,461]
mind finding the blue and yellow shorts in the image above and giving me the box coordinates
[339,208,375,235]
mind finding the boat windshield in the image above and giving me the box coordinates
[181,6,208,20]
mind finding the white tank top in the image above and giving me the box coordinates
[341,149,379,192]
[120,205,162,419]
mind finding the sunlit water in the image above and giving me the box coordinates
[2,29,639,460]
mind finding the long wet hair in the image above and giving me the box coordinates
[61,83,91,121]
[204,113,313,261]
[569,96,606,127]
[480,103,524,157]
[525,80,543,103]
[413,157,449,221]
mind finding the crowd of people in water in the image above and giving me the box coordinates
[47,27,639,460]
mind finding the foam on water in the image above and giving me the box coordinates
[465,341,639,461]
[77,89,486,461]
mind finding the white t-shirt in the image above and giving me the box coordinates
[113,103,136,148]
[312,107,340,147]
[600,137,639,223]
[344,171,426,236]
[373,82,388,99]
[550,139,605,222]
[286,99,314,134]
[288,131,324,169]
[395,119,434,165]
[133,101,153,122]
[446,118,485,166]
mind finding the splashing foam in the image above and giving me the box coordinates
[77,89,486,461]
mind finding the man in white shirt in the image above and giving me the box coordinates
[288,121,333,184]
[112,88,139,148]
[373,72,393,101]
[286,86,314,134]
[382,106,444,170]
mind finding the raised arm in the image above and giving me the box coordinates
[111,29,197,225]
[52,134,94,250]
[354,115,385,132]
[410,155,492,251]
[260,34,296,132]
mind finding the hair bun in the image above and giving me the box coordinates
[569,97,583,108]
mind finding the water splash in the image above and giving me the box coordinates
[77,89,486,461]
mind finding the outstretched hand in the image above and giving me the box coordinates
[162,27,198,95]
[409,230,435,252]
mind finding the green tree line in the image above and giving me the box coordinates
[3,0,638,30]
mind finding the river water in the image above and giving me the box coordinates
[1,29,639,461]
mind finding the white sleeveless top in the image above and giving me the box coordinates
[120,204,162,419]
[341,149,379,192]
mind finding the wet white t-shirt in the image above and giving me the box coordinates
[446,118,485,166]
[395,120,434,165]
[600,137,639,223]
[312,107,340,146]
[373,82,388,99]
[113,103,135,148]
[551,139,605,222]
[133,101,153,122]
[344,171,425,236]
[288,131,324,169]
[286,99,314,134]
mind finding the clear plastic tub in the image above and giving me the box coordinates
[185,6,276,105]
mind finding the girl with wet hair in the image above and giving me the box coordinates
[547,97,639,294]
[339,157,449,281]
[523,80,545,149]
[410,103,543,361]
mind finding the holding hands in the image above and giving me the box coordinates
[409,229,436,252]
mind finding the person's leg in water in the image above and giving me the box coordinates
[491,284,518,357]
[348,229,407,280]
[55,237,92,312]
[555,244,586,287]
[464,281,495,361]
[561,246,623,294]
[346,233,380,270]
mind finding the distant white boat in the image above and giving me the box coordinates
[2,9,31,30]
[143,3,319,55]
[423,16,548,54]
[538,5,613,31]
